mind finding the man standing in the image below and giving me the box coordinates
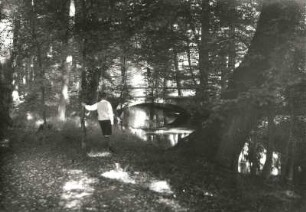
[82,92,114,152]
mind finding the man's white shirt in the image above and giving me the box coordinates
[85,100,114,124]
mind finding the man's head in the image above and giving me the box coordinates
[100,92,107,99]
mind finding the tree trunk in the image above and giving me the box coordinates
[198,0,210,101]
[78,0,87,150]
[30,0,47,125]
[0,63,12,139]
[262,113,275,179]
[181,0,302,171]
[0,57,12,138]
[215,106,259,170]
[185,42,198,87]
[216,0,301,170]
[146,67,154,103]
[173,48,182,96]
[80,67,87,150]
[220,0,237,91]
[283,115,297,186]
[119,53,128,106]
[0,4,21,137]
[58,0,75,121]
[220,55,227,91]
[11,16,21,106]
[78,0,106,149]
[226,0,236,90]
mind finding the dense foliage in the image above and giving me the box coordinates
[0,0,305,188]
[0,0,262,116]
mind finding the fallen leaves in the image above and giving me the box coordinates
[1,128,304,212]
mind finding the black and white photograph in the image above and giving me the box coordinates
[0,0,305,211]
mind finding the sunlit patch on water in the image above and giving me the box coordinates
[128,127,194,149]
[59,169,98,210]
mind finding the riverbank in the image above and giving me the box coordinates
[0,124,304,211]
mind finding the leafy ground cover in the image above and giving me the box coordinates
[0,123,305,211]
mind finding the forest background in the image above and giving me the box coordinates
[0,0,306,210]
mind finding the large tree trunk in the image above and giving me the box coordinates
[181,0,302,171]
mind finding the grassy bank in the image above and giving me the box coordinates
[0,122,304,211]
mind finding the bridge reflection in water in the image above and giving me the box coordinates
[119,103,194,149]
[127,127,194,149]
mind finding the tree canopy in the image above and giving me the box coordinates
[0,0,305,184]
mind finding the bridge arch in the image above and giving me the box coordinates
[118,102,191,130]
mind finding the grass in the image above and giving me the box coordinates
[1,120,305,211]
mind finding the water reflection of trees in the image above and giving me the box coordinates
[119,103,193,149]
[127,127,193,149]
[120,103,190,129]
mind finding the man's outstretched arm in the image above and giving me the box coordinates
[82,102,98,111]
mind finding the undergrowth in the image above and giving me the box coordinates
[2,120,305,211]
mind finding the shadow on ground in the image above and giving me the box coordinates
[0,125,305,211]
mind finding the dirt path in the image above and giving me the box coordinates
[1,128,304,212]
[0,129,189,212]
